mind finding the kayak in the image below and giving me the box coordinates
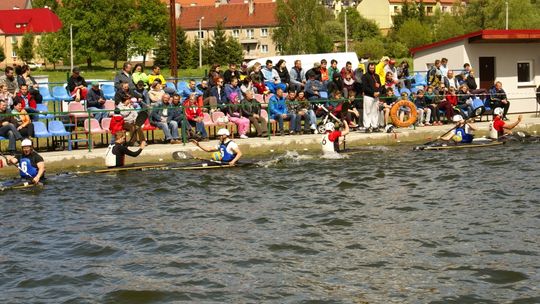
[75,163,169,174]
[151,161,253,171]
[0,179,43,192]
[76,161,253,174]
[414,138,504,151]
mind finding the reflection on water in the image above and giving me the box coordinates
[1,144,539,303]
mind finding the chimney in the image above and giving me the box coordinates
[175,3,181,18]
[248,0,254,15]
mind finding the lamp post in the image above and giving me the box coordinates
[505,0,509,30]
[199,16,205,68]
[344,10,348,53]
[169,0,178,80]
[70,24,73,72]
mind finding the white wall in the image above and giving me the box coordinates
[413,41,467,73]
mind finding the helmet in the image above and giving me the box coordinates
[452,114,463,122]
[493,107,504,116]
[217,128,230,136]
[21,138,33,147]
[324,122,335,132]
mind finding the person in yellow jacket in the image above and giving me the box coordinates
[376,56,390,85]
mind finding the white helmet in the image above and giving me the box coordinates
[217,128,230,136]
[452,114,464,122]
[325,122,335,132]
[493,107,504,116]
[21,138,33,147]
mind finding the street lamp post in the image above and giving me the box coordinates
[199,16,205,68]
[169,0,178,80]
[344,10,348,53]
[505,0,509,30]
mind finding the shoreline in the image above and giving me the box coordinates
[1,114,539,176]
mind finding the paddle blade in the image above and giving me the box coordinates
[172,151,192,160]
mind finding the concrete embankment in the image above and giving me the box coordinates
[1,114,539,175]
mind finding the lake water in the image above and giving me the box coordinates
[1,144,539,303]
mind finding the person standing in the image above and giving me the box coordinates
[361,63,383,132]
[105,131,146,167]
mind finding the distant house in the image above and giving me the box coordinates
[411,29,540,114]
[176,0,279,61]
[0,0,33,10]
[0,8,62,68]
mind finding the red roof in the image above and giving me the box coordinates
[178,3,277,30]
[0,0,31,10]
[410,29,540,55]
[389,0,466,3]
[0,8,62,35]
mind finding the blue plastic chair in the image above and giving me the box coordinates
[412,72,427,87]
[177,81,189,92]
[165,82,176,91]
[32,121,52,150]
[48,120,72,151]
[411,87,420,94]
[400,87,412,96]
[36,104,54,120]
[102,84,116,100]
[52,86,72,101]
[393,87,399,97]
[38,86,55,102]
[319,91,329,99]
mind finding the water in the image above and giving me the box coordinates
[1,144,539,303]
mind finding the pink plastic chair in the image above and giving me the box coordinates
[211,111,234,138]
[260,109,277,136]
[68,102,89,127]
[84,118,107,147]
[203,112,216,137]
[103,100,115,113]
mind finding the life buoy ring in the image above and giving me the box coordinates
[390,100,418,128]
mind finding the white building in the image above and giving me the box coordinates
[411,29,540,114]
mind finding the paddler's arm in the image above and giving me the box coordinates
[123,141,146,157]
[190,140,218,153]
[229,146,242,166]
[340,120,350,136]
[504,115,522,131]
[33,161,45,184]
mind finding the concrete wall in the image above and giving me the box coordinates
[413,40,540,113]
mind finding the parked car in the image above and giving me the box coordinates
[28,62,43,70]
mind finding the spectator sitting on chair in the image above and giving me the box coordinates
[67,67,88,102]
[286,89,309,134]
[16,84,40,121]
[0,99,23,154]
[269,87,297,136]
[184,93,208,140]
[0,84,14,108]
[225,91,251,139]
[132,63,149,89]
[117,95,146,146]
[148,65,176,95]
[289,59,306,92]
[380,87,397,127]
[413,89,432,126]
[457,84,474,118]
[328,59,339,80]
[262,60,286,94]
[149,93,182,144]
[87,81,108,122]
[305,72,326,101]
[211,77,228,112]
[223,63,239,84]
[148,80,165,107]
[274,59,290,90]
[132,80,150,107]
[197,78,217,112]
[241,90,268,137]
[489,81,510,120]
[181,79,203,106]
[114,62,134,91]
[0,66,19,95]
[306,62,323,82]
[224,77,243,103]
[240,77,256,97]
[11,97,34,138]
[114,81,133,106]
[170,94,189,140]
[17,64,42,104]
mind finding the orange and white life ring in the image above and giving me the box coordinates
[390,100,418,128]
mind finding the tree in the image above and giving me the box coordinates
[0,45,5,63]
[36,32,66,69]
[153,27,198,69]
[338,8,381,41]
[32,0,60,10]
[15,33,35,63]
[129,0,168,67]
[272,0,333,54]
[225,36,244,65]
[463,0,540,31]
[208,23,228,65]
[396,19,433,49]
[352,37,385,60]
[432,12,466,42]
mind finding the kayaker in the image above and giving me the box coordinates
[105,131,147,167]
[439,114,477,143]
[192,128,242,166]
[5,138,45,184]
[321,120,350,154]
[491,107,522,138]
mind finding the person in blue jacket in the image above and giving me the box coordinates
[269,87,297,136]
[6,138,45,184]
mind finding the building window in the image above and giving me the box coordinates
[198,31,204,39]
[517,61,533,85]
[394,6,399,13]
[261,45,268,53]
[426,6,433,14]
[441,6,447,12]
[261,28,268,37]
[232,29,239,38]
[11,37,17,57]
[246,29,254,39]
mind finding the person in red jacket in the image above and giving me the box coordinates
[184,93,208,140]
[492,107,522,138]
[436,86,457,123]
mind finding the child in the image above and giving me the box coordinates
[413,89,432,126]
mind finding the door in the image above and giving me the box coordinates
[479,57,495,89]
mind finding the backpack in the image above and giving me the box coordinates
[109,114,124,134]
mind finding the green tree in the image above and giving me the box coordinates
[153,27,197,69]
[129,0,168,67]
[32,0,60,10]
[323,20,344,39]
[352,37,385,60]
[15,33,35,63]
[225,37,244,65]
[36,32,66,69]
[432,12,466,42]
[384,40,409,58]
[338,8,381,40]
[396,19,433,49]
[0,45,5,63]
[392,0,419,31]
[208,23,228,64]
[463,0,540,31]
[272,0,333,54]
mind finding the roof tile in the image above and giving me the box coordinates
[178,3,277,30]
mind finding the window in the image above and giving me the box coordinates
[394,6,399,13]
[232,29,239,38]
[426,6,433,14]
[246,29,254,39]
[11,37,17,57]
[260,28,268,37]
[261,45,268,53]
[517,60,534,85]
[198,31,204,39]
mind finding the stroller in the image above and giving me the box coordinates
[314,103,343,133]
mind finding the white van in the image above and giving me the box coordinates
[247,52,360,72]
